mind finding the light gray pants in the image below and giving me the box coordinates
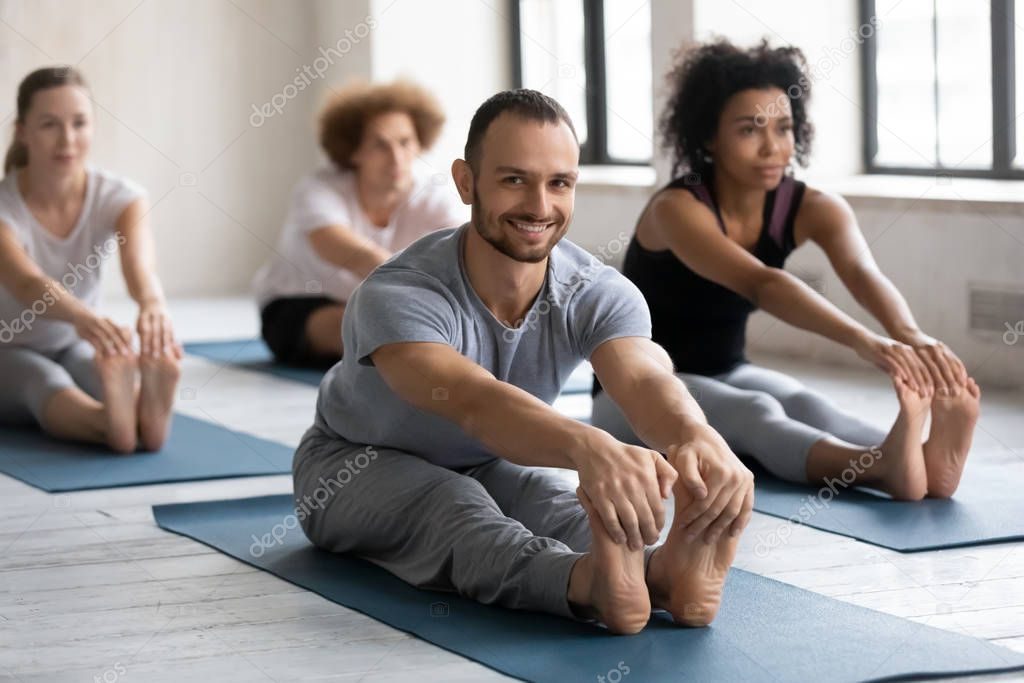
[293,415,659,620]
[592,363,888,484]
[0,340,100,426]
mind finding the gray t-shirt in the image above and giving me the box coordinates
[313,223,652,469]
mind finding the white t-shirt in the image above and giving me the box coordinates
[0,166,146,352]
[252,166,467,308]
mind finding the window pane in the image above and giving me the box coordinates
[518,0,588,143]
[603,0,653,162]
[1015,0,1024,166]
[935,0,991,168]
[874,0,937,167]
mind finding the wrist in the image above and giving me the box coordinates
[566,424,615,469]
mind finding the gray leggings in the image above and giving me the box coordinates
[0,340,101,427]
[592,363,888,484]
[293,414,659,620]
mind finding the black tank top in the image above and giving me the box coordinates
[592,175,805,395]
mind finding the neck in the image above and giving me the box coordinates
[711,167,766,221]
[18,164,87,208]
[355,173,407,227]
[462,224,547,327]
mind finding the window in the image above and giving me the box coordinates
[861,0,1019,178]
[512,0,653,165]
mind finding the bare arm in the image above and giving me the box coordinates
[591,336,754,541]
[798,189,966,390]
[649,191,930,391]
[371,340,677,549]
[308,224,392,280]
[117,198,179,357]
[0,219,131,354]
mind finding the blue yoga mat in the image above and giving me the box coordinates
[0,414,292,492]
[751,451,1024,552]
[154,494,1024,683]
[184,338,596,394]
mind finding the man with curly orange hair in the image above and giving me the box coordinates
[253,79,466,366]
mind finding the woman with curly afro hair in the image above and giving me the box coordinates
[592,39,980,501]
[252,79,466,367]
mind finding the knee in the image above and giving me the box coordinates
[778,390,830,421]
[741,392,786,423]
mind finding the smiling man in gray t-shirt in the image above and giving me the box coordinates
[293,89,754,634]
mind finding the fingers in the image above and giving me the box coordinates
[680,485,729,541]
[615,494,644,551]
[162,320,176,357]
[593,491,629,546]
[670,445,707,500]
[899,345,930,395]
[138,312,152,356]
[729,485,755,538]
[916,347,949,395]
[653,452,678,499]
[704,477,752,542]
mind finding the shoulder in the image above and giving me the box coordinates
[793,185,856,239]
[364,227,462,289]
[549,237,643,303]
[89,166,146,203]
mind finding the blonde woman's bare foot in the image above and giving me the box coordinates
[923,377,981,498]
[567,488,650,634]
[95,351,138,454]
[138,350,181,451]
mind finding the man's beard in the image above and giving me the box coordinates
[471,188,565,264]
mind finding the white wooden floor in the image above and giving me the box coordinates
[1,298,1023,682]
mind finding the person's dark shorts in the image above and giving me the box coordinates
[260,296,343,367]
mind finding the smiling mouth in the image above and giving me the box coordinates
[507,219,553,234]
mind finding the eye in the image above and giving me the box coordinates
[503,176,524,185]
[551,179,571,189]
[740,126,755,135]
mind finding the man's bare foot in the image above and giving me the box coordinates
[138,351,181,451]
[95,352,138,454]
[862,377,932,501]
[567,489,650,634]
[645,478,738,627]
[923,377,981,498]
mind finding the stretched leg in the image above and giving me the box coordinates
[304,304,346,359]
[91,350,139,453]
[720,363,888,447]
[294,424,585,621]
[805,376,930,501]
[0,344,133,452]
[923,378,981,498]
[51,340,134,450]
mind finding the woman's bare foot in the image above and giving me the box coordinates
[95,351,139,454]
[137,351,181,451]
[645,471,738,627]
[923,377,981,498]
[567,489,650,634]
[864,377,931,501]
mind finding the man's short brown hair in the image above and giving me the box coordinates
[318,79,445,169]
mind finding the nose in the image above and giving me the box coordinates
[759,129,780,157]
[524,182,553,219]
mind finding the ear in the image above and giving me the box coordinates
[451,158,474,205]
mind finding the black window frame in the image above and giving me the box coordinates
[861,0,1020,179]
[511,0,651,167]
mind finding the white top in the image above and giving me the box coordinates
[251,166,467,308]
[0,166,146,352]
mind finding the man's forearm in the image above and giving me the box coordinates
[455,375,608,469]
[620,371,708,453]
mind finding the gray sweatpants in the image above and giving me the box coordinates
[592,363,888,484]
[293,414,659,620]
[0,340,101,426]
